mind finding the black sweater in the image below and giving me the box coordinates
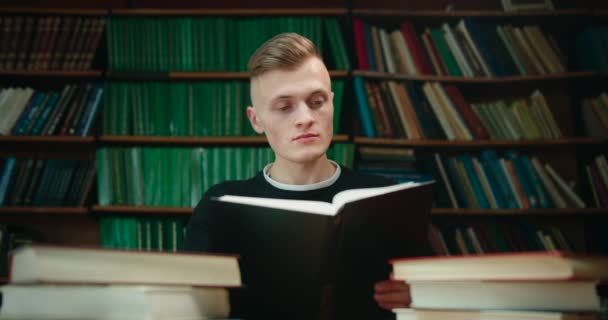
[184,166,400,319]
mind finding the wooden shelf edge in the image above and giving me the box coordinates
[352,70,596,82]
[108,70,348,80]
[111,8,347,16]
[431,208,608,216]
[352,8,588,17]
[0,207,88,215]
[0,136,95,144]
[0,70,104,77]
[0,8,108,15]
[353,137,606,147]
[92,205,191,215]
[98,135,349,145]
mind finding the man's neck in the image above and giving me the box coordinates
[268,157,336,185]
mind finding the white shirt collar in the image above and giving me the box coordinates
[263,160,341,191]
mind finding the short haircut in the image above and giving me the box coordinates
[248,33,321,78]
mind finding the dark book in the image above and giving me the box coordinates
[68,17,92,70]
[49,16,74,70]
[59,17,82,70]
[21,159,45,206]
[14,17,35,70]
[204,181,434,318]
[40,16,61,70]
[7,159,35,206]
[5,16,23,70]
[58,85,90,135]
[40,85,75,135]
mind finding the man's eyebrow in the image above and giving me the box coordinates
[269,89,327,103]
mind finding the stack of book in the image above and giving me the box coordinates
[0,245,241,320]
[390,251,608,320]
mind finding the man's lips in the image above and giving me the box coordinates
[293,133,319,141]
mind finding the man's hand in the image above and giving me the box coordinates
[374,279,411,310]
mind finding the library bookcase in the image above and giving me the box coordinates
[1,0,608,272]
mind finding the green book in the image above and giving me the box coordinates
[431,27,463,77]
[96,149,112,205]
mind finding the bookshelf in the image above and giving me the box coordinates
[1,0,607,255]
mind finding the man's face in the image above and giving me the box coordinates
[247,56,334,164]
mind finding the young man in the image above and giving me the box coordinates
[184,33,415,319]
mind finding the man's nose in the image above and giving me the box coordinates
[294,103,314,127]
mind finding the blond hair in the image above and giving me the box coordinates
[248,33,321,78]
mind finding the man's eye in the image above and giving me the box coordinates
[279,105,292,111]
[310,99,324,107]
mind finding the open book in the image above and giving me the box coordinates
[216,181,435,216]
[205,180,435,318]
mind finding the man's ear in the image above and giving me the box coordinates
[246,106,265,134]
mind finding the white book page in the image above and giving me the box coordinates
[217,181,433,217]
[331,181,429,209]
[216,195,337,216]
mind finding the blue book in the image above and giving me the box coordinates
[30,92,61,135]
[478,155,507,208]
[459,154,490,209]
[505,150,539,208]
[363,22,377,71]
[520,154,553,208]
[12,92,45,135]
[479,150,517,209]
[353,77,376,137]
[77,85,104,136]
[0,157,17,205]
[463,19,517,76]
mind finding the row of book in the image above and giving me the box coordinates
[581,92,608,137]
[107,16,350,71]
[0,158,94,207]
[576,26,608,72]
[96,144,354,207]
[354,77,562,140]
[429,222,573,256]
[587,154,608,208]
[354,18,565,77]
[0,16,105,70]
[100,217,185,252]
[432,150,586,209]
[102,80,345,136]
[391,252,606,320]
[0,84,103,136]
[355,147,429,183]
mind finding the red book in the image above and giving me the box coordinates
[391,251,608,281]
[400,21,432,75]
[443,84,490,139]
[353,18,369,70]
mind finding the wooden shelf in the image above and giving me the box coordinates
[432,208,608,216]
[0,136,95,145]
[110,8,347,16]
[108,70,348,80]
[99,134,349,146]
[0,70,104,78]
[0,207,88,216]
[92,205,191,216]
[0,8,108,15]
[352,70,596,83]
[353,137,606,148]
[352,8,588,17]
